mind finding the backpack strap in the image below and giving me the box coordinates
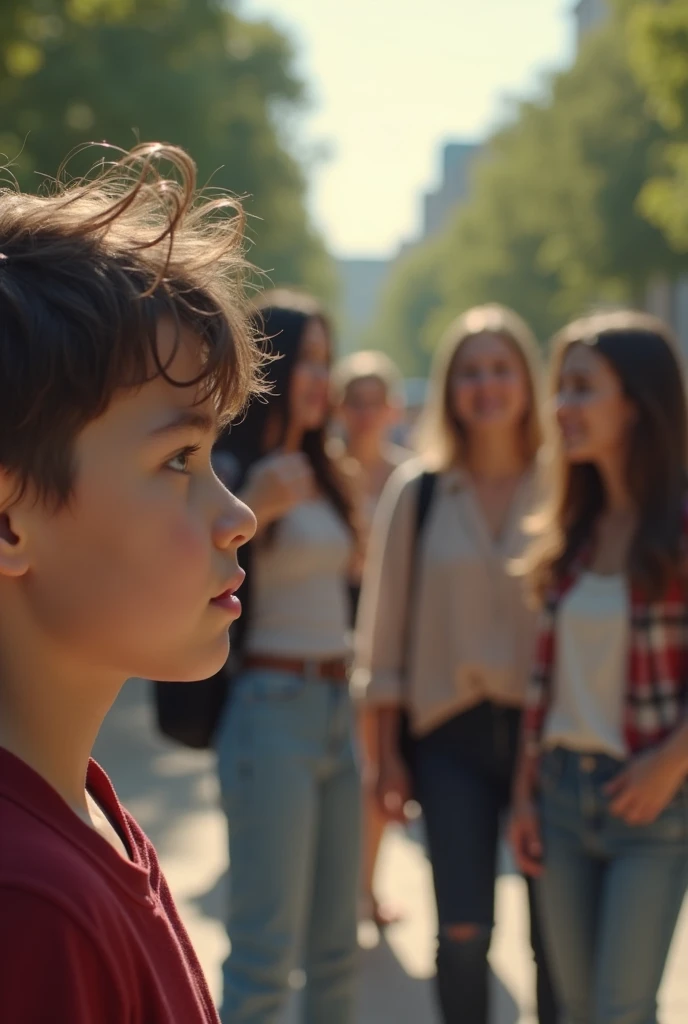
[415,470,437,544]
[401,471,438,693]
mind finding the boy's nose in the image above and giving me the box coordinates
[214,491,257,550]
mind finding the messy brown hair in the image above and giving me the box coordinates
[526,310,687,602]
[416,303,543,470]
[0,142,263,508]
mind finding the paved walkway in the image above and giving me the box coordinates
[95,681,688,1023]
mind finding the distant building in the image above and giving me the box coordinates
[422,142,481,239]
[335,257,391,353]
[336,140,480,352]
[574,0,608,42]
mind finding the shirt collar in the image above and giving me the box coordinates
[439,462,536,495]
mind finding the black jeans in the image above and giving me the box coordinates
[413,701,558,1024]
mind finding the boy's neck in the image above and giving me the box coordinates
[0,644,122,815]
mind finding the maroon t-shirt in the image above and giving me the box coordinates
[0,748,220,1023]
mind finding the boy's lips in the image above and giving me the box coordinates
[210,571,245,618]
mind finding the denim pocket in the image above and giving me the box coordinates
[235,668,307,703]
[649,782,688,845]
[538,748,565,796]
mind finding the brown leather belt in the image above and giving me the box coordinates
[242,654,349,683]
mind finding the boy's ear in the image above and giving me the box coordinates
[0,514,30,578]
[0,475,31,579]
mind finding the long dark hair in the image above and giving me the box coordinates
[528,310,688,601]
[215,289,357,536]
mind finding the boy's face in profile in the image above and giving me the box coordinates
[0,319,256,685]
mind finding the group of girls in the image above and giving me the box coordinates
[211,288,688,1024]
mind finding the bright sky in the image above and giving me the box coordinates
[239,0,576,259]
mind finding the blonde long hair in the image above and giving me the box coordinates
[416,304,543,471]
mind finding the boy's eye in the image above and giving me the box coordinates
[165,444,200,474]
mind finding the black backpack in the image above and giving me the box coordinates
[397,470,437,773]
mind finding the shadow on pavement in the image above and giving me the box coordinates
[193,872,519,1024]
[490,971,521,1024]
[193,867,228,923]
[358,935,435,1023]
[358,935,519,1024]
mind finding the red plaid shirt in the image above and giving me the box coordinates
[524,542,688,756]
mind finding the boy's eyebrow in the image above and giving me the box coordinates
[147,409,218,440]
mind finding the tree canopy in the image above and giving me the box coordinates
[368,13,688,372]
[0,0,335,298]
[623,0,688,251]
[361,242,447,377]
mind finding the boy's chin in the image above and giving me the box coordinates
[147,638,230,683]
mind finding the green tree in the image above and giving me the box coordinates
[0,0,335,298]
[369,19,688,368]
[623,0,688,250]
[363,241,448,377]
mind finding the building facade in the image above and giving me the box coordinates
[335,257,391,353]
[422,142,480,239]
[574,0,608,42]
[336,139,479,351]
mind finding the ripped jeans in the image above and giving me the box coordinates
[413,701,557,1024]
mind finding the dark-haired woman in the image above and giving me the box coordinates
[213,292,361,1024]
[511,311,688,1024]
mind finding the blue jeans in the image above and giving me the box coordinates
[215,667,361,1024]
[414,702,557,1024]
[537,747,688,1024]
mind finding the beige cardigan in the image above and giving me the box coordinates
[351,459,538,737]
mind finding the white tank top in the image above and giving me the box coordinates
[245,498,352,659]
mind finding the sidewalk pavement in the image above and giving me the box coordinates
[95,680,688,1023]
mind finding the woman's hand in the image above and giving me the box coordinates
[240,452,316,529]
[376,753,412,824]
[604,747,687,825]
[509,798,544,877]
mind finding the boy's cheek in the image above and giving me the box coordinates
[136,523,214,605]
[163,515,211,565]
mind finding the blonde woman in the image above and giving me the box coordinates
[332,351,410,927]
[353,306,556,1024]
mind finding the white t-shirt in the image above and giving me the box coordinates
[544,572,629,759]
